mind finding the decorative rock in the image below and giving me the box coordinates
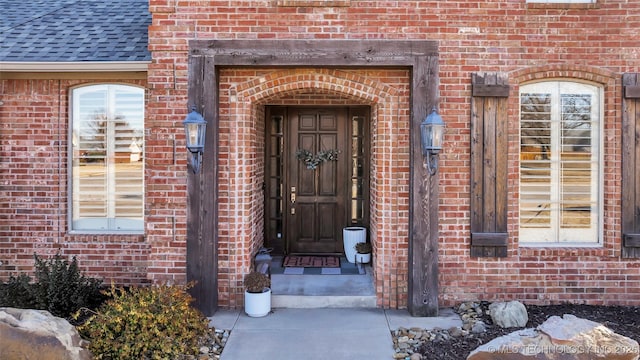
[185,327,230,359]
[489,301,528,328]
[449,326,464,337]
[471,321,487,334]
[0,307,92,360]
[468,314,640,360]
[410,353,423,360]
[435,332,451,342]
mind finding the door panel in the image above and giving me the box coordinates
[264,106,370,255]
[288,108,347,254]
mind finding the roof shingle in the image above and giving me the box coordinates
[0,0,150,62]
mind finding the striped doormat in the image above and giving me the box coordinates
[282,255,340,268]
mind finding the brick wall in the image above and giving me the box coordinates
[4,0,640,308]
[145,0,640,307]
[0,78,150,285]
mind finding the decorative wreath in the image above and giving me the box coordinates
[295,149,341,170]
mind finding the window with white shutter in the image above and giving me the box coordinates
[70,84,144,233]
[519,81,601,244]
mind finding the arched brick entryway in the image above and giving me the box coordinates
[222,68,404,308]
[185,40,440,316]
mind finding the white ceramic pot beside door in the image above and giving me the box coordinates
[244,288,271,317]
[343,226,366,263]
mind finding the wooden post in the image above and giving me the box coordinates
[408,55,440,317]
[186,52,219,316]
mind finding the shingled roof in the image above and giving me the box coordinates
[0,0,150,63]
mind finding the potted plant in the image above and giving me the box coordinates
[244,271,271,317]
[354,242,372,264]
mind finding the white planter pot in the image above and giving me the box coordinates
[355,252,371,264]
[343,227,366,263]
[244,288,271,317]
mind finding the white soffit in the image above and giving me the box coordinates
[0,61,150,72]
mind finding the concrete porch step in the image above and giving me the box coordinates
[272,294,377,308]
[270,271,376,308]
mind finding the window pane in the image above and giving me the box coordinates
[350,115,366,225]
[72,85,144,232]
[519,82,600,244]
[520,93,552,231]
[560,94,593,231]
[266,114,284,247]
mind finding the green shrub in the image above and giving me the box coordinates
[77,283,209,360]
[0,273,36,309]
[0,253,103,318]
[31,253,104,317]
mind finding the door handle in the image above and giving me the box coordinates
[290,186,296,204]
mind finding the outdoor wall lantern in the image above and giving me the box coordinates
[183,107,207,174]
[420,107,445,176]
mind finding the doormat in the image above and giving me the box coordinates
[272,256,365,275]
[283,255,340,268]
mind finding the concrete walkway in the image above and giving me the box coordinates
[209,308,461,360]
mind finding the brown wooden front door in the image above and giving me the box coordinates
[287,107,348,254]
[265,106,369,255]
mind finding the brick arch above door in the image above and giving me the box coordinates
[230,68,398,104]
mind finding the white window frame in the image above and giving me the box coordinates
[69,84,145,234]
[519,80,603,246]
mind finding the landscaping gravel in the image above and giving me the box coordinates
[391,302,640,360]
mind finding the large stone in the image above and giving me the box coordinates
[0,307,92,360]
[468,314,640,360]
[489,301,529,328]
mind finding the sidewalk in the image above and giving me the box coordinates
[209,308,461,360]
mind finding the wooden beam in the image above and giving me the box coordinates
[471,233,508,246]
[470,95,484,236]
[624,234,640,248]
[185,55,219,316]
[186,54,206,313]
[472,72,510,97]
[192,39,438,67]
[408,55,440,317]
[625,85,640,99]
[212,54,415,67]
[472,84,510,98]
[199,55,219,316]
